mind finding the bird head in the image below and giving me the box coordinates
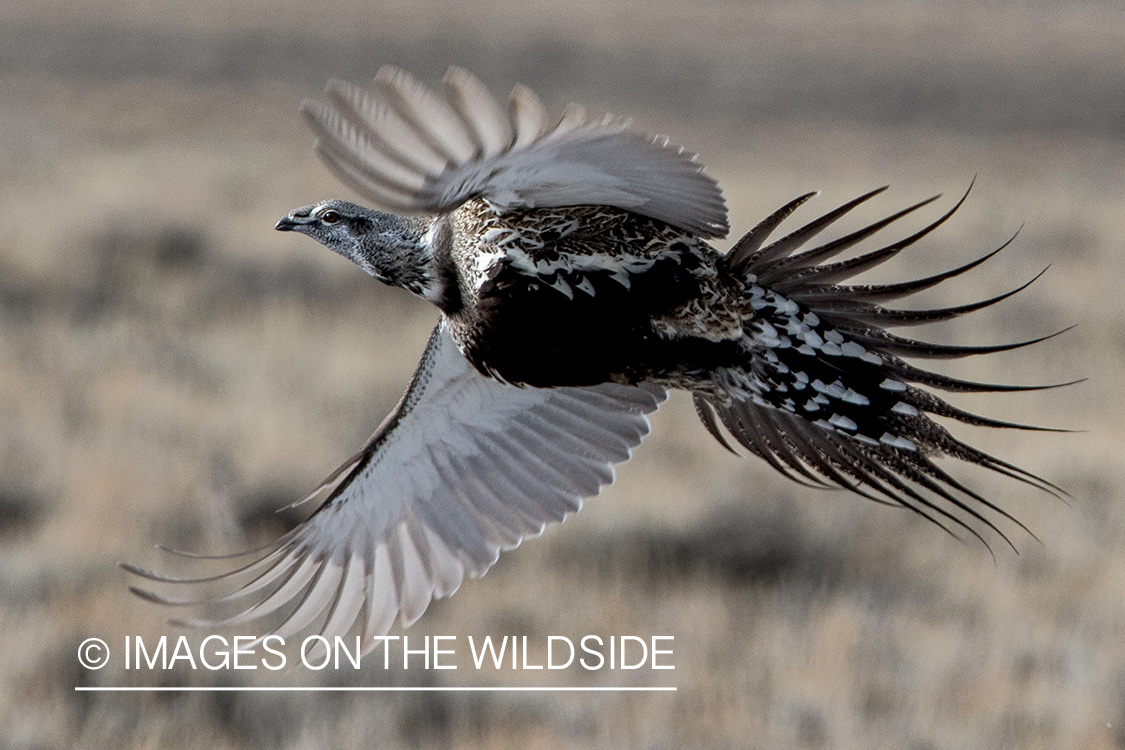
[276,200,438,298]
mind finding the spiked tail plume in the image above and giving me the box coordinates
[703,185,1072,549]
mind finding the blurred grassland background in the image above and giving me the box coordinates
[1,0,1124,747]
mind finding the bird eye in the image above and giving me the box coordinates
[319,210,341,224]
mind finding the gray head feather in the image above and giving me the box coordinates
[276,200,437,296]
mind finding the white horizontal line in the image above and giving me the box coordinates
[74,686,676,692]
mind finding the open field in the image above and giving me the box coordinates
[2,1,1124,747]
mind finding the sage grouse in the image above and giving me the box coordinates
[127,67,1066,646]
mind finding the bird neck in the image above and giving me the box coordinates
[347,214,431,292]
[417,215,464,314]
[352,213,462,314]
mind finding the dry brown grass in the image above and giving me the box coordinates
[2,1,1124,747]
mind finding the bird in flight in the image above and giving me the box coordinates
[127,67,1066,648]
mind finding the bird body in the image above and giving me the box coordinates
[280,195,746,393]
[436,198,743,390]
[128,67,1067,649]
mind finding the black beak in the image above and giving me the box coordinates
[275,215,300,231]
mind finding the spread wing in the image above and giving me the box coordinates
[126,322,666,647]
[300,65,729,239]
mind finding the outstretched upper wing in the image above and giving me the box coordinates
[127,322,666,647]
[301,66,729,238]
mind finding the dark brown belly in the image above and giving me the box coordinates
[460,327,744,388]
[447,277,742,388]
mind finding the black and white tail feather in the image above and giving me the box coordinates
[697,184,1071,553]
[125,66,1069,653]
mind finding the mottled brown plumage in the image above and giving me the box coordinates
[442,200,743,389]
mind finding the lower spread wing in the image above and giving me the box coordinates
[126,322,666,647]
